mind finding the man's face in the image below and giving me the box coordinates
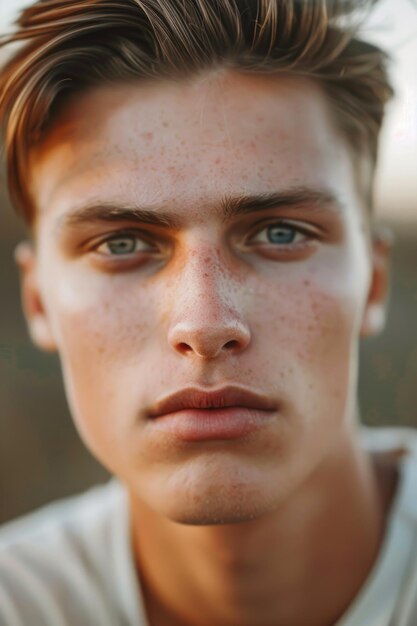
[21,71,387,523]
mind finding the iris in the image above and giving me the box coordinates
[107,237,137,255]
[267,225,297,244]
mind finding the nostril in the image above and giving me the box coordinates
[178,342,193,354]
[176,338,240,356]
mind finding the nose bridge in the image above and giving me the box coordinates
[169,243,237,326]
[165,243,250,359]
[180,244,228,307]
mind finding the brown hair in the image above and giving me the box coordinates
[0,0,394,224]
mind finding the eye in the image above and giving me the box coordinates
[94,233,154,256]
[250,222,310,246]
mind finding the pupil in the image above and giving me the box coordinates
[267,225,295,244]
[108,238,135,254]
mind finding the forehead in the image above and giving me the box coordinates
[29,70,360,218]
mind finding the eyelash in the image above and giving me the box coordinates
[91,221,316,260]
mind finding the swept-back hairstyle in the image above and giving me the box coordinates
[0,0,393,223]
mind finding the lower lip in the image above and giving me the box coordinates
[149,407,274,442]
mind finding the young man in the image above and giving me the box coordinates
[0,0,416,624]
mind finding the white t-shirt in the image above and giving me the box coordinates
[1,426,417,626]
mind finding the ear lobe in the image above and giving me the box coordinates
[14,241,58,352]
[360,226,394,338]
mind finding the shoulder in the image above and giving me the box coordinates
[360,425,417,520]
[361,426,417,624]
[0,478,129,626]
[0,478,123,546]
[359,424,417,455]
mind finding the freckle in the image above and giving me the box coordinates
[143,131,153,141]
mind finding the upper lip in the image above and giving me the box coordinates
[147,386,277,418]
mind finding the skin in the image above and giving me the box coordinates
[17,70,398,626]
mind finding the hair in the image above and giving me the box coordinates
[0,0,394,224]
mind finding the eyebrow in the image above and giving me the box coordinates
[221,187,343,220]
[55,186,344,233]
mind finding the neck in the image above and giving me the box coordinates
[128,427,397,626]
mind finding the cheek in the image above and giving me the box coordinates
[249,270,365,405]
[40,267,157,445]
[54,250,240,368]
[49,274,153,362]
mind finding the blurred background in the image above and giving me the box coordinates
[0,0,416,524]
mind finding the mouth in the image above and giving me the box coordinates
[147,386,277,442]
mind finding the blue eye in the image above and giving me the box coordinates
[251,222,307,246]
[95,234,152,257]
[106,237,138,255]
[266,225,298,244]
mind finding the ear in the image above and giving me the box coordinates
[360,225,394,338]
[14,241,58,352]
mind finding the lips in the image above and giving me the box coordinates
[147,386,277,419]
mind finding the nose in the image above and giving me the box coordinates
[166,254,251,360]
[168,316,251,359]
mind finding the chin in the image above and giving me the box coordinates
[145,464,279,525]
[165,504,267,526]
